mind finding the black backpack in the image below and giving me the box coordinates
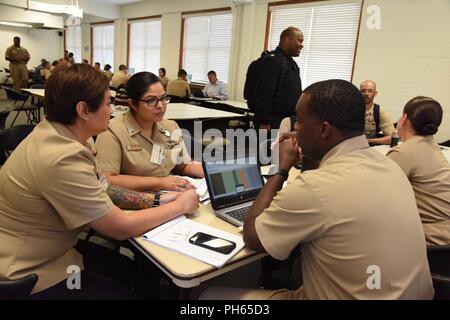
[244,50,288,112]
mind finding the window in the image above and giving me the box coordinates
[128,19,161,74]
[92,24,114,70]
[65,26,82,63]
[182,11,233,84]
[268,1,362,88]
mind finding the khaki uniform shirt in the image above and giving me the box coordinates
[159,76,170,90]
[95,112,191,177]
[255,135,433,300]
[5,45,30,66]
[365,104,395,138]
[104,70,113,81]
[110,71,130,88]
[387,136,450,246]
[0,120,114,293]
[166,79,190,98]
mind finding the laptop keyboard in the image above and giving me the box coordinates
[227,206,251,222]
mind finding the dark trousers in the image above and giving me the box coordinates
[30,270,136,300]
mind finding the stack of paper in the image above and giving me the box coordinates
[142,215,245,268]
[183,177,209,201]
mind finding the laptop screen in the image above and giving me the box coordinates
[203,156,264,207]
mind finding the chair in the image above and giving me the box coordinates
[2,86,40,127]
[0,273,38,299]
[432,275,450,300]
[168,95,187,103]
[0,109,11,130]
[0,124,35,163]
[2,68,11,86]
[427,245,450,277]
[439,140,450,147]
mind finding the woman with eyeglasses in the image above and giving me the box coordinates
[95,72,204,192]
[387,96,450,246]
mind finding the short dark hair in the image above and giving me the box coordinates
[403,96,442,136]
[119,64,128,71]
[304,79,365,135]
[207,70,216,77]
[279,27,299,42]
[104,64,112,71]
[69,52,74,57]
[159,68,166,75]
[95,62,101,67]
[52,60,58,66]
[82,59,89,64]
[13,36,20,41]
[178,69,187,77]
[127,71,161,104]
[45,64,109,125]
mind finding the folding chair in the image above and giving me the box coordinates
[2,86,40,127]
[2,68,11,86]
[0,109,11,130]
[0,124,35,164]
[0,274,38,300]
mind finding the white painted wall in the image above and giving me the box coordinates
[353,0,450,143]
[0,25,63,77]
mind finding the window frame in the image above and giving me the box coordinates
[90,21,115,69]
[180,7,233,85]
[265,0,364,86]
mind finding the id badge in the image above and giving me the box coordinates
[150,144,165,165]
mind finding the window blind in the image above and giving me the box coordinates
[65,26,82,63]
[182,12,233,84]
[129,19,161,74]
[92,24,114,70]
[268,1,362,88]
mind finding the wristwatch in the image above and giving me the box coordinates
[274,168,289,180]
[153,192,161,207]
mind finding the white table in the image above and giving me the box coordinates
[22,88,44,98]
[129,203,266,289]
[23,88,116,99]
[111,103,244,120]
[373,144,450,162]
[207,99,249,111]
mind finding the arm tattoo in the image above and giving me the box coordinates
[106,185,155,210]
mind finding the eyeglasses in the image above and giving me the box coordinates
[138,95,171,108]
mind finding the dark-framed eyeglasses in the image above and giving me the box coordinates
[138,96,171,108]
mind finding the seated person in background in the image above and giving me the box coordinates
[32,58,47,83]
[51,60,58,71]
[58,57,71,67]
[202,70,229,100]
[360,80,395,145]
[94,62,101,72]
[387,96,450,246]
[166,69,190,100]
[40,61,52,81]
[0,64,200,299]
[95,71,204,192]
[68,52,75,65]
[82,58,89,64]
[158,67,169,90]
[103,64,113,81]
[201,79,433,300]
[110,64,131,89]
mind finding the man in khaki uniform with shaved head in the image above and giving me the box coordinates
[201,79,433,300]
[5,36,30,92]
[360,80,395,145]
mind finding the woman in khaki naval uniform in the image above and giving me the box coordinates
[387,96,450,246]
[0,64,199,299]
[95,72,204,192]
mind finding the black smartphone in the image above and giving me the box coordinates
[189,232,236,255]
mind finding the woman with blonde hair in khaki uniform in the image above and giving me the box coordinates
[387,96,450,246]
[0,64,199,299]
[95,72,204,192]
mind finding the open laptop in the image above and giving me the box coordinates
[203,156,264,227]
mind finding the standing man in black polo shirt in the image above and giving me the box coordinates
[254,27,303,131]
